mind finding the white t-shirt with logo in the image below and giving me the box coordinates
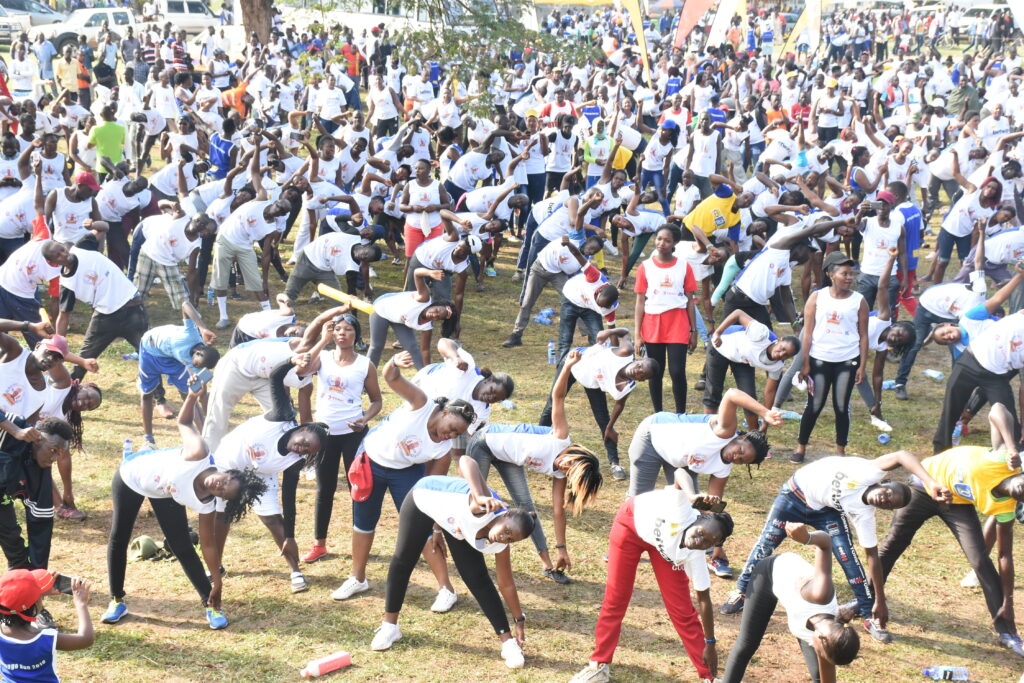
[790,456,886,547]
[631,486,711,589]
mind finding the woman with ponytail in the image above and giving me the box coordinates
[467,350,602,584]
[39,357,102,521]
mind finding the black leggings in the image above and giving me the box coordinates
[644,342,688,413]
[798,357,859,447]
[313,430,365,539]
[723,555,822,683]
[107,471,211,604]
[539,374,619,465]
[384,496,510,636]
[933,350,1018,454]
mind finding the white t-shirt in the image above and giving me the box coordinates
[213,416,301,476]
[481,424,569,479]
[772,553,838,643]
[631,486,712,590]
[411,477,507,554]
[735,244,792,305]
[790,456,886,547]
[716,320,785,379]
[61,247,136,315]
[642,412,734,477]
[971,312,1024,375]
[140,215,198,267]
[362,402,451,468]
[303,232,361,274]
[918,283,984,320]
[220,200,280,248]
[0,240,61,299]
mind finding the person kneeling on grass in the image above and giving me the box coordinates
[102,389,267,630]
[0,570,94,680]
[570,468,733,683]
[722,523,861,683]
[370,456,535,670]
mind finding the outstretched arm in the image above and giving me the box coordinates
[382,352,427,409]
[177,390,208,461]
[550,350,581,440]
[873,450,952,502]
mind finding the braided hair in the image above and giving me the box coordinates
[60,381,102,450]
[885,321,916,360]
[296,422,330,469]
[434,397,477,428]
[222,469,270,524]
[737,429,770,479]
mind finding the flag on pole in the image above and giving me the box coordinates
[780,5,808,56]
[621,0,652,85]
[673,0,716,51]
[706,0,740,47]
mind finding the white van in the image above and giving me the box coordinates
[156,0,219,34]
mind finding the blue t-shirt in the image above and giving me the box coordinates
[142,319,203,366]
[0,629,58,682]
[899,204,923,271]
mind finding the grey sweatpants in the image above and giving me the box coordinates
[368,312,424,369]
[466,433,549,554]
[201,353,275,452]
[628,420,684,497]
[284,250,342,301]
[513,262,568,335]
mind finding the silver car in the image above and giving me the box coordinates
[0,0,62,29]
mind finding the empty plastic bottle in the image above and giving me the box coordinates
[500,399,515,410]
[207,287,214,306]
[781,410,802,420]
[951,421,962,446]
[881,379,896,390]
[878,433,891,445]
[547,340,556,365]
[923,369,945,381]
[922,666,968,681]
[121,353,139,361]
[301,651,352,678]
[540,308,555,317]
[533,315,553,325]
[122,439,132,459]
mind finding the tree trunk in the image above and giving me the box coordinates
[239,0,273,43]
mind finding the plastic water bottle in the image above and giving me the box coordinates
[500,399,515,410]
[781,410,802,420]
[121,352,139,361]
[533,315,553,325]
[923,369,945,382]
[951,421,962,446]
[547,340,556,365]
[922,666,968,681]
[122,439,132,459]
[300,651,352,677]
[878,433,891,445]
[540,308,555,317]
[881,379,896,390]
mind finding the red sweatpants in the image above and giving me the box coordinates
[403,223,443,257]
[897,269,918,317]
[590,498,711,679]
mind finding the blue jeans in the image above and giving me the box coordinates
[749,141,765,170]
[351,457,426,533]
[855,272,898,315]
[735,485,874,616]
[640,168,669,214]
[585,173,602,189]
[554,297,603,368]
[667,162,685,203]
[127,223,146,280]
[895,306,955,387]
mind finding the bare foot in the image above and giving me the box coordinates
[155,402,175,419]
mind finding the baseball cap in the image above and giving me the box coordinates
[74,172,101,191]
[0,569,54,622]
[876,190,897,205]
[823,251,856,271]
[825,77,838,88]
[465,234,483,254]
[525,109,539,119]
[41,334,68,358]
[661,120,679,130]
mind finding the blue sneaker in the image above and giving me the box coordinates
[485,266,497,277]
[709,557,734,579]
[999,632,1024,657]
[101,600,127,624]
[206,608,228,630]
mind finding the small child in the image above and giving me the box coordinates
[0,569,94,682]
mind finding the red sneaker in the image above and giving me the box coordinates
[303,545,327,563]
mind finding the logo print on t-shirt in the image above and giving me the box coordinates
[398,436,422,458]
[826,310,842,325]
[65,212,77,225]
[1,384,24,407]
[246,444,267,462]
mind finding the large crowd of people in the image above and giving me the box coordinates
[0,0,1019,680]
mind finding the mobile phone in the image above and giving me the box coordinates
[55,574,73,595]
[693,498,727,513]
[289,131,302,142]
[189,367,213,392]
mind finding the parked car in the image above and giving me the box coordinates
[0,0,62,30]
[0,6,19,45]
[157,0,219,34]
[26,7,137,52]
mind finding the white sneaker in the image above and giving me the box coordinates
[501,638,525,669]
[370,621,402,651]
[430,587,458,613]
[870,416,893,432]
[603,241,619,256]
[569,661,610,682]
[960,569,979,587]
[331,576,369,600]
[290,571,308,593]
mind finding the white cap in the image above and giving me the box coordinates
[465,234,483,254]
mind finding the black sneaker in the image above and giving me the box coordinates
[610,464,628,481]
[789,451,805,464]
[501,333,523,348]
[894,385,908,400]
[542,568,572,585]
[694,379,706,391]
[36,608,57,630]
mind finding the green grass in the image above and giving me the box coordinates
[40,212,1023,682]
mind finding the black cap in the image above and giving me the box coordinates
[823,251,856,272]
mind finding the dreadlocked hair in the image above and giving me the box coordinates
[36,417,73,444]
[559,444,603,515]
[737,430,770,480]
[223,468,269,524]
[60,381,101,450]
[433,397,477,428]
[886,321,916,359]
[297,422,330,468]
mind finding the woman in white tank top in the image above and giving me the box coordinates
[367,268,459,370]
[794,252,869,461]
[301,308,383,564]
[400,159,452,258]
[69,120,97,177]
[105,390,269,630]
[723,524,860,683]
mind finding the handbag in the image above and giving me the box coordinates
[348,450,373,502]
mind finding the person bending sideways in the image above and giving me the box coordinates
[878,402,1024,657]
[369,456,535,670]
[721,451,951,646]
[102,389,267,630]
[570,468,733,683]
[723,523,861,683]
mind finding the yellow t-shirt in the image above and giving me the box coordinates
[923,447,1018,521]
[683,186,740,239]
[55,59,78,92]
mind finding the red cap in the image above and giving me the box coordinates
[0,569,53,622]
[73,172,101,192]
[41,334,68,358]
[876,190,897,206]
